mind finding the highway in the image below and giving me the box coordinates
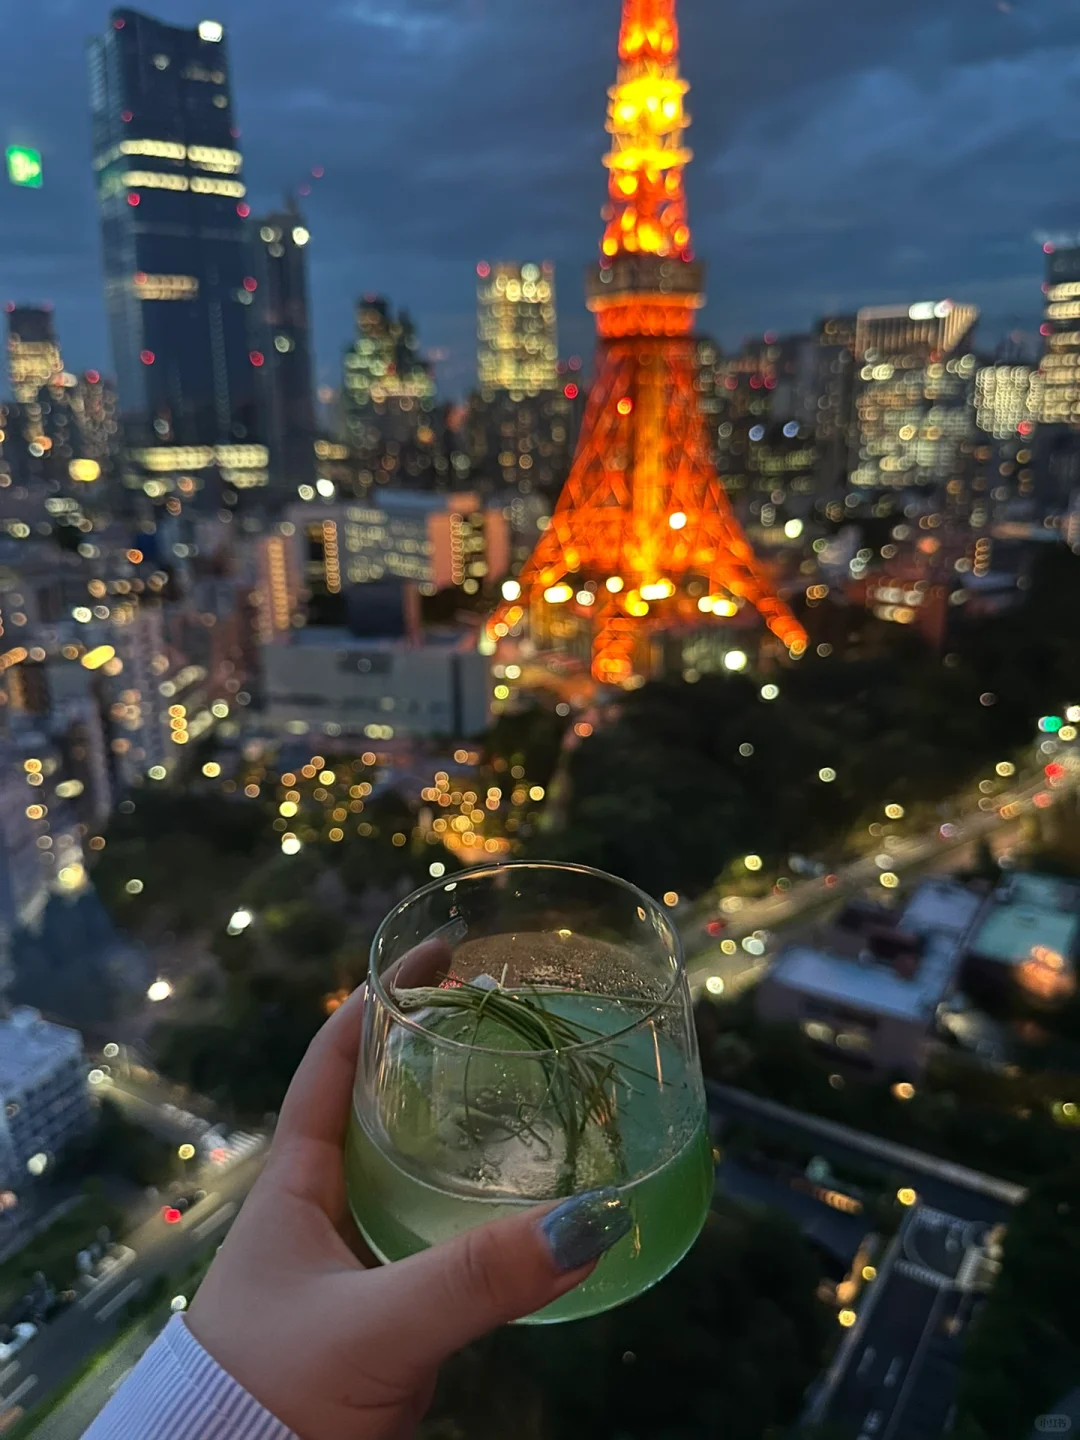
[684,756,1080,995]
[0,1153,265,1431]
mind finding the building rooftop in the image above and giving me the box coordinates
[968,872,1080,967]
[767,879,981,1023]
[284,626,474,654]
[0,1007,83,1097]
[900,879,985,938]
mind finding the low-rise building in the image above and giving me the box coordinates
[0,1006,92,1193]
[261,627,491,743]
[962,871,1080,1007]
[755,879,985,1077]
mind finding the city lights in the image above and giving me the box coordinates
[227,908,253,935]
[147,980,173,1003]
[723,651,748,672]
[6,145,43,188]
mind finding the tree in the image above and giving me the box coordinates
[957,1165,1080,1438]
[420,1201,829,1439]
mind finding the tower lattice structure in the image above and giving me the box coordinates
[490,0,807,685]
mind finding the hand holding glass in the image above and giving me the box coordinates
[346,862,712,1323]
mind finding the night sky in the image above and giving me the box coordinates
[2,0,1079,400]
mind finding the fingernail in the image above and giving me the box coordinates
[539,1188,632,1273]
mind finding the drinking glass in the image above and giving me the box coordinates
[345,861,712,1323]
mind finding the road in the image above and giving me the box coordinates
[0,1154,265,1430]
[93,1072,222,1150]
[815,1206,992,1440]
[683,757,1080,995]
[32,1315,163,1440]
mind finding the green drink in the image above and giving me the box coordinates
[350,865,711,1323]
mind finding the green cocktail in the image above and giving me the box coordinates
[346,990,713,1323]
[348,864,712,1326]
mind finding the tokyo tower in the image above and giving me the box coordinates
[490,0,807,685]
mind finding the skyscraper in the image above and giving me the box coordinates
[850,301,979,494]
[341,297,438,484]
[1038,246,1080,427]
[251,201,317,501]
[471,263,572,496]
[88,11,261,476]
[4,306,62,403]
[476,262,558,399]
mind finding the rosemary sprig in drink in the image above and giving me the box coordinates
[394,980,650,1196]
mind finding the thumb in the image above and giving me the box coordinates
[366,1188,632,1367]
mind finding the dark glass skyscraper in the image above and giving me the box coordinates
[88,10,261,470]
[251,200,317,502]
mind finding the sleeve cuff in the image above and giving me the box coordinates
[82,1313,296,1440]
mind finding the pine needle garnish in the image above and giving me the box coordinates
[393,979,651,1195]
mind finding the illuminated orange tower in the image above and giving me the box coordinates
[490,0,807,685]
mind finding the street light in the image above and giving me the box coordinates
[177,1144,196,1161]
[147,979,173,1003]
[227,908,253,936]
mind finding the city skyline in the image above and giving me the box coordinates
[3,0,1080,398]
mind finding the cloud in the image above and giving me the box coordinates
[0,0,1078,395]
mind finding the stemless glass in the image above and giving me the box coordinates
[345,861,712,1323]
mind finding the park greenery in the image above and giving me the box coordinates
[419,1197,830,1440]
[955,1164,1080,1439]
[527,545,1080,899]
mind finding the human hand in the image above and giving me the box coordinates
[186,944,632,1440]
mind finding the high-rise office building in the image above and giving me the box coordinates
[4,306,63,404]
[251,201,317,501]
[809,316,857,493]
[290,492,510,598]
[88,11,261,477]
[476,262,558,399]
[850,300,979,493]
[1038,246,1080,426]
[471,262,569,496]
[975,364,1040,440]
[341,297,437,464]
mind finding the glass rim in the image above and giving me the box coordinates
[367,860,686,1057]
